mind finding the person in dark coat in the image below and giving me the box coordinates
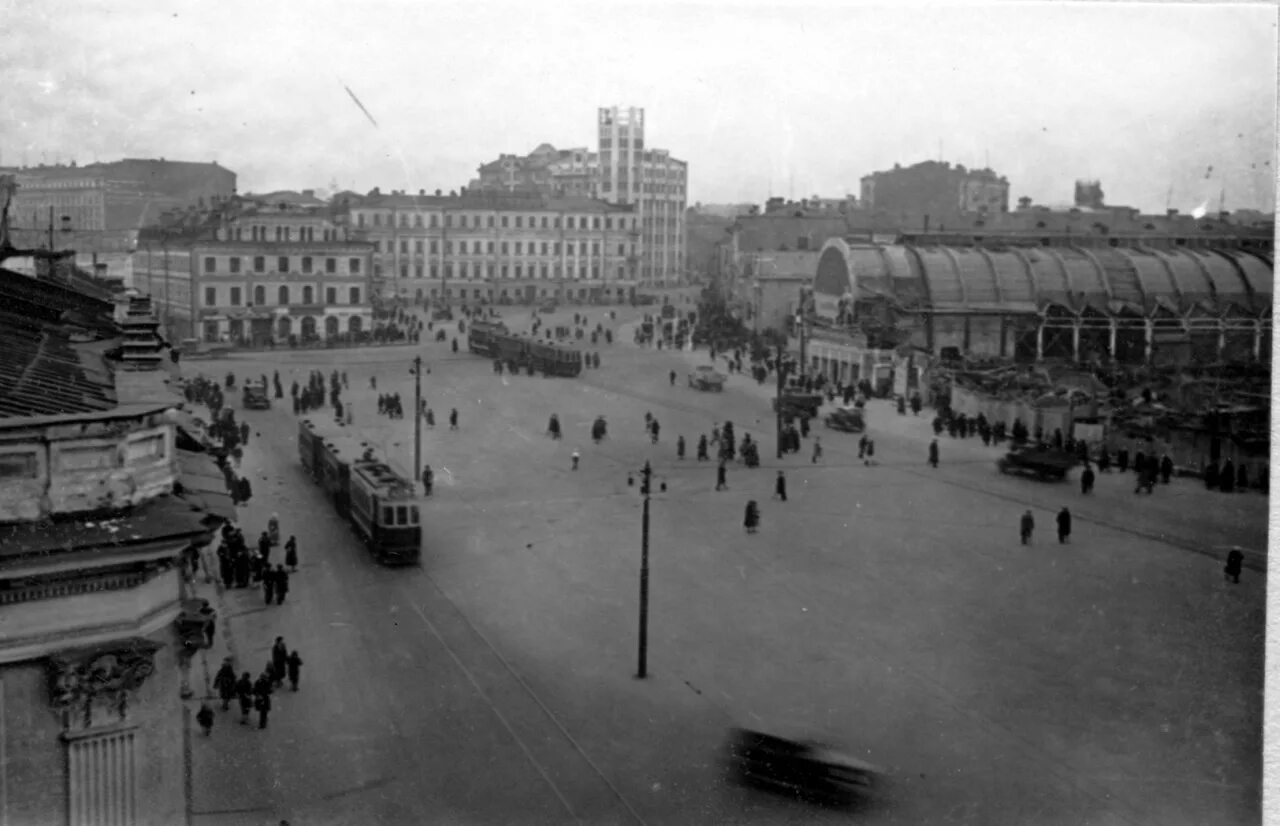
[449,408,459,430]
[286,650,303,691]
[650,419,660,444]
[196,702,215,736]
[1056,508,1072,543]
[1020,510,1035,545]
[858,435,868,459]
[744,500,760,534]
[697,434,709,461]
[1097,446,1111,472]
[1224,548,1245,584]
[274,565,289,605]
[271,637,289,686]
[774,470,788,502]
[218,548,234,589]
[1080,464,1095,495]
[716,460,728,491]
[1159,454,1174,484]
[1219,459,1236,493]
[236,673,254,724]
[677,435,686,459]
[284,537,298,572]
[1116,448,1129,474]
[255,691,272,730]
[234,552,250,588]
[864,439,875,466]
[928,439,939,468]
[262,566,275,604]
[214,658,238,711]
[1204,461,1219,489]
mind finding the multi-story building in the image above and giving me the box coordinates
[2,159,236,286]
[467,107,688,288]
[352,188,639,305]
[860,160,1009,218]
[0,268,227,825]
[596,106,687,287]
[132,198,374,344]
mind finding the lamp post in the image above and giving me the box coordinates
[627,461,665,679]
[411,356,423,490]
[775,344,787,459]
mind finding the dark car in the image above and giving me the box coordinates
[824,405,865,433]
[432,308,454,321]
[996,446,1078,481]
[726,728,880,804]
[241,383,271,410]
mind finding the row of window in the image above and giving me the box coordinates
[203,285,362,307]
[231,226,343,242]
[203,256,362,275]
[357,212,634,231]
[386,262,629,281]
[375,239,629,256]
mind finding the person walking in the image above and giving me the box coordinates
[255,691,272,730]
[262,565,275,605]
[928,438,939,468]
[271,637,289,687]
[571,450,580,471]
[284,537,298,572]
[864,439,875,467]
[286,650,303,691]
[1160,454,1174,484]
[197,702,215,736]
[811,437,823,463]
[1020,509,1035,545]
[677,435,686,460]
[421,465,434,496]
[697,434,709,461]
[716,459,728,491]
[669,370,676,386]
[274,565,289,605]
[774,470,788,502]
[426,408,435,427]
[1080,464,1095,495]
[1224,548,1245,584]
[650,418,660,444]
[236,673,254,724]
[744,500,760,534]
[1056,507,1072,544]
[214,657,238,711]
[858,435,867,460]
[449,408,459,430]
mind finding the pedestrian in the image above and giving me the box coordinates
[263,566,275,605]
[197,702,215,736]
[928,438,939,468]
[1224,548,1245,584]
[286,650,303,691]
[697,434,709,461]
[571,450,580,471]
[1160,454,1174,484]
[449,408,458,430]
[214,657,237,711]
[744,500,760,534]
[669,369,676,386]
[774,470,788,502]
[271,637,288,686]
[1020,509,1035,545]
[255,691,271,730]
[274,565,289,605]
[716,459,728,491]
[284,536,298,572]
[812,437,822,463]
[236,673,254,724]
[864,439,875,466]
[426,408,435,427]
[1056,507,1072,544]
[650,419,660,444]
[422,465,434,495]
[858,435,867,459]
[1080,464,1095,495]
[677,435,686,460]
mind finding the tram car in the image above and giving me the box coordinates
[489,331,582,377]
[297,418,422,565]
[467,318,509,357]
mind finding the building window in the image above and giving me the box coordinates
[254,256,265,273]
[253,285,265,305]
[415,263,424,278]
[326,258,336,273]
[430,240,438,254]
[349,258,361,274]
[459,240,468,254]
[487,216,495,227]
[277,256,288,273]
[400,264,408,279]
[618,244,625,255]
[445,241,453,254]
[487,241,494,253]
[567,217,575,229]
[515,265,522,278]
[431,264,439,279]
[541,242,548,255]
[501,216,509,228]
[460,262,468,278]
[358,213,366,227]
[514,242,522,254]
[501,242,508,254]
[430,214,438,228]
[540,265,548,279]
[515,216,523,228]
[204,287,216,306]
[592,242,600,254]
[592,265,600,278]
[350,287,361,304]
[203,256,215,273]
[415,240,423,253]
[229,257,241,274]
[303,285,314,303]
[326,287,337,304]
[302,256,313,273]
[230,287,242,305]
[278,285,289,305]
[606,218,612,230]
[400,240,408,254]
[374,214,382,226]
[487,264,494,278]
[400,214,408,227]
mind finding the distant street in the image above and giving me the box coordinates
[188,296,1265,826]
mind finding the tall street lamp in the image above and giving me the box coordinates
[627,461,666,678]
[411,356,424,489]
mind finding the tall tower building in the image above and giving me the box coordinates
[597,106,687,287]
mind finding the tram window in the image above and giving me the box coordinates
[397,506,408,525]
[411,507,420,524]
[383,507,394,525]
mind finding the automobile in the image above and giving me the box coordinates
[996,446,1078,481]
[772,389,824,418]
[725,727,880,805]
[824,405,865,433]
[242,383,271,410]
[432,308,454,321]
[687,365,727,392]
[634,294,659,306]
[538,302,558,313]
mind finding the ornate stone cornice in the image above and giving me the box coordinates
[47,637,163,732]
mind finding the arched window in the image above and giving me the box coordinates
[278,285,289,305]
[253,285,265,305]
[302,286,314,304]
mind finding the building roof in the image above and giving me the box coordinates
[176,450,236,524]
[0,309,118,418]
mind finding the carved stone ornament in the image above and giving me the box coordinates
[47,638,163,729]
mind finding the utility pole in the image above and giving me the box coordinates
[636,460,652,679]
[775,344,787,459]
[413,355,423,490]
[797,288,808,378]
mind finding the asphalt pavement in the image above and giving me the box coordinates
[184,301,1265,825]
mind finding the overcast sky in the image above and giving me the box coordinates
[3,0,1276,212]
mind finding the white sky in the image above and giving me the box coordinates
[3,0,1276,212]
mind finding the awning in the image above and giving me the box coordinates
[176,450,236,523]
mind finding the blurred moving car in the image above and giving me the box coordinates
[996,446,1078,481]
[725,727,880,804]
[824,405,865,433]
[241,382,271,410]
[687,365,727,392]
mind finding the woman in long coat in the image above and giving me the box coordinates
[744,500,760,534]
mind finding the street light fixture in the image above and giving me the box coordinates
[626,461,666,679]
[410,356,424,490]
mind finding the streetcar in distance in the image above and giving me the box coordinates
[297,418,422,565]
[469,324,583,377]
